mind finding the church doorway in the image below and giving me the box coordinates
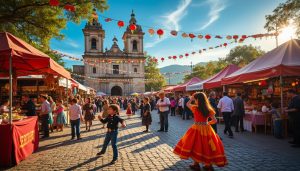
[111,86,122,96]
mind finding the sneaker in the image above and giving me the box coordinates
[164,130,168,132]
[70,137,75,140]
[77,137,82,140]
[157,130,164,132]
[110,159,117,164]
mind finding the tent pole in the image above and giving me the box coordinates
[280,76,284,113]
[66,78,69,125]
[9,54,13,124]
[223,85,226,92]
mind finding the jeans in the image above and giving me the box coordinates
[159,111,169,131]
[40,114,49,137]
[101,130,118,160]
[182,108,191,120]
[223,112,233,136]
[170,107,176,116]
[97,105,102,113]
[178,106,183,115]
[234,115,244,131]
[70,119,81,138]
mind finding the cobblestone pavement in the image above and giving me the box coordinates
[5,110,300,171]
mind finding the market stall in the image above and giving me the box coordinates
[0,32,71,166]
[186,79,209,91]
[222,39,300,135]
[173,77,202,93]
[0,116,38,166]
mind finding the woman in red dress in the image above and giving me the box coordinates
[173,92,228,171]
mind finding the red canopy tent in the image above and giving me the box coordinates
[222,39,300,85]
[0,32,70,78]
[0,32,71,123]
[173,77,202,92]
[164,85,176,92]
[204,64,239,89]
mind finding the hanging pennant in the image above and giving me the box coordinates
[129,24,137,33]
[157,29,164,38]
[182,33,188,38]
[105,18,112,22]
[198,35,203,39]
[64,3,76,12]
[49,0,59,6]
[148,28,155,36]
[171,30,178,36]
[117,21,125,28]
[215,35,222,39]
[189,33,196,41]
[161,57,165,62]
[205,34,211,42]
[226,35,232,40]
[233,35,239,42]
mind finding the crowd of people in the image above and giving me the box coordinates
[1,89,299,170]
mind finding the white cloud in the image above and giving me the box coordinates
[199,0,226,31]
[145,0,192,48]
[68,39,80,48]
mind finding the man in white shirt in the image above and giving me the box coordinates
[178,95,184,116]
[156,92,171,132]
[217,92,234,138]
[69,98,83,140]
[39,94,51,138]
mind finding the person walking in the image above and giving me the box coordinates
[54,100,67,132]
[170,97,176,116]
[139,100,144,118]
[69,98,83,140]
[131,99,137,115]
[101,100,110,128]
[39,94,51,138]
[209,91,218,133]
[142,97,152,132]
[156,92,170,132]
[174,92,228,171]
[232,93,245,132]
[217,92,234,138]
[83,97,95,131]
[126,103,133,118]
[97,104,126,164]
[285,89,300,148]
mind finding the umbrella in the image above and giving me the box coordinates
[96,91,107,96]
[131,92,139,96]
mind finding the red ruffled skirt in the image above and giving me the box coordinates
[173,124,228,167]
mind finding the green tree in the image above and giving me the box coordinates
[265,0,300,37]
[145,57,166,91]
[223,45,265,67]
[184,64,206,81]
[0,0,109,66]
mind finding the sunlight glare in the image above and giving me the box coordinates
[279,23,297,41]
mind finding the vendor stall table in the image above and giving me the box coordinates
[0,116,39,166]
[243,112,265,133]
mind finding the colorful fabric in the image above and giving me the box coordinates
[173,106,227,167]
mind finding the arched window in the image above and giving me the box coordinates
[134,68,137,73]
[91,38,97,49]
[132,40,138,52]
[93,67,96,74]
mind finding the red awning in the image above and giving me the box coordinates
[164,86,176,92]
[173,77,202,92]
[222,39,300,85]
[0,32,71,79]
[204,64,239,89]
[70,79,79,88]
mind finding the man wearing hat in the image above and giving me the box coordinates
[156,91,171,132]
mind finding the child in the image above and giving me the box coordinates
[54,100,67,132]
[97,104,126,164]
[126,103,132,118]
[173,92,227,171]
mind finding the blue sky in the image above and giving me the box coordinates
[51,0,291,69]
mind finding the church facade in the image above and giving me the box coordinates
[82,11,145,96]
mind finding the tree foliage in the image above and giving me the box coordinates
[265,0,300,37]
[145,57,166,91]
[0,0,109,66]
[184,45,264,82]
[222,45,265,67]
